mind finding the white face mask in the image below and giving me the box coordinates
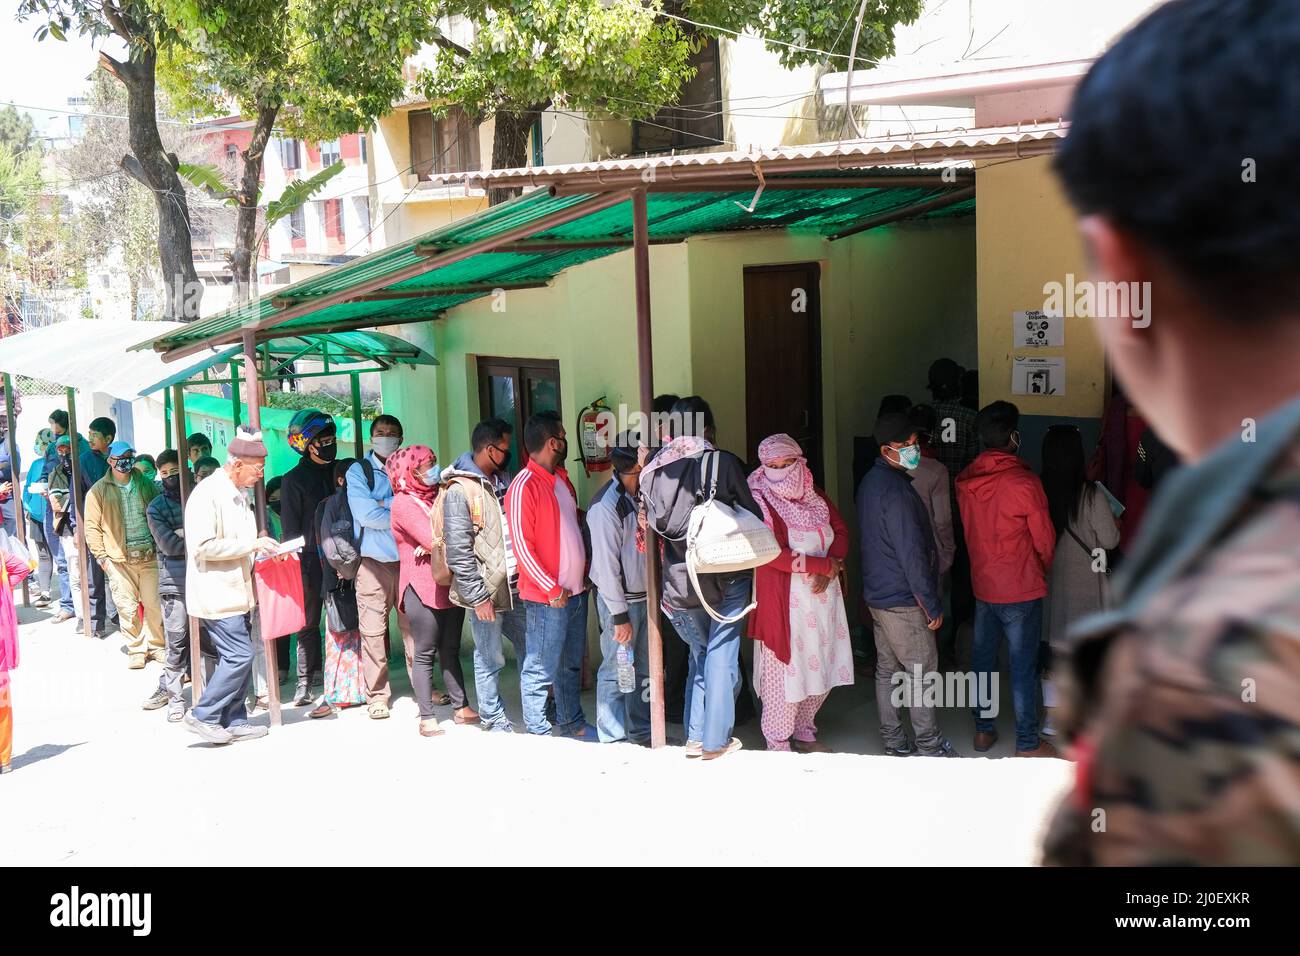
[371,436,400,459]
[763,463,795,483]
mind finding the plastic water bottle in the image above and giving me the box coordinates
[617,643,635,694]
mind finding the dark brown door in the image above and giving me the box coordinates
[477,357,561,467]
[744,263,822,483]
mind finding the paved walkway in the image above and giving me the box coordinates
[3,604,1072,865]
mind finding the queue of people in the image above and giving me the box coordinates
[2,372,1134,766]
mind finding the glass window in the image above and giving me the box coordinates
[321,139,341,166]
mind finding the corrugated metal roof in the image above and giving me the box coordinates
[137,165,984,359]
[426,122,1068,187]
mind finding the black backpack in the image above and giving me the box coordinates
[319,459,374,581]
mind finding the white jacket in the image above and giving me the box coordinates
[184,467,259,620]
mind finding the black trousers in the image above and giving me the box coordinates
[288,571,323,682]
[658,610,689,724]
[402,585,467,717]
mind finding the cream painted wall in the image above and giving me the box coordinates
[976,155,1106,419]
[684,222,977,518]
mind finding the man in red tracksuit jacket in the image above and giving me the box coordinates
[505,410,592,739]
[956,401,1057,758]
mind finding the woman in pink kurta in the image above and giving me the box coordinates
[388,445,477,736]
[1,547,34,772]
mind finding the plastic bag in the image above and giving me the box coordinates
[0,527,35,572]
[253,553,306,641]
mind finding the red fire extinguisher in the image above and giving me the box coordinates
[575,397,613,476]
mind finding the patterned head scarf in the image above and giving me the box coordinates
[34,427,53,456]
[386,444,437,503]
[747,433,828,532]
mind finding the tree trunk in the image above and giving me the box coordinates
[104,47,201,322]
[488,108,542,206]
[230,103,278,306]
[129,273,138,321]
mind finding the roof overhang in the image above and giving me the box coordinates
[819,59,1094,109]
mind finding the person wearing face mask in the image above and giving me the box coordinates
[22,429,55,607]
[345,414,412,719]
[142,450,216,720]
[505,410,593,739]
[134,454,158,484]
[278,410,338,706]
[441,418,525,733]
[955,401,1056,758]
[182,429,280,744]
[389,444,476,736]
[587,436,651,745]
[857,412,958,758]
[746,434,854,753]
[83,440,165,670]
[44,429,78,624]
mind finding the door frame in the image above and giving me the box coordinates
[742,262,823,483]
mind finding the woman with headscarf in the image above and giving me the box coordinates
[746,434,854,752]
[388,444,477,736]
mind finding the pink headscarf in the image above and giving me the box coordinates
[387,444,437,504]
[747,434,828,532]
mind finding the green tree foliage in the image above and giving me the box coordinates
[0,142,83,318]
[0,106,39,156]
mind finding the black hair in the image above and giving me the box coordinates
[523,410,564,455]
[1041,425,1086,534]
[333,458,357,486]
[1055,0,1300,319]
[370,414,402,437]
[877,394,912,418]
[157,449,180,469]
[609,431,639,473]
[135,453,156,469]
[668,395,714,439]
[194,455,220,473]
[48,409,68,430]
[977,401,1020,450]
[88,416,116,439]
[928,358,962,400]
[471,417,513,453]
[188,432,211,451]
[908,403,938,437]
[874,412,914,446]
[653,394,681,415]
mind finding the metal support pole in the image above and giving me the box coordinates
[631,187,667,749]
[163,388,172,451]
[242,331,280,727]
[230,361,241,432]
[3,373,30,607]
[65,388,93,637]
[173,384,204,701]
[350,371,363,460]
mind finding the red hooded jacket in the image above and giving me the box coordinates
[955,450,1056,604]
[505,459,582,604]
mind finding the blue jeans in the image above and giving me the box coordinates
[594,595,650,744]
[193,613,254,728]
[971,598,1043,751]
[471,603,526,729]
[44,510,72,614]
[667,574,751,752]
[521,594,588,735]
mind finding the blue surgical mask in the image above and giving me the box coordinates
[420,464,441,486]
[894,443,922,471]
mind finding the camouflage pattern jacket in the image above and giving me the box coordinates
[1043,396,1300,865]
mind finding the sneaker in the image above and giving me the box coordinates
[701,737,743,761]
[884,742,916,757]
[183,713,232,745]
[685,740,703,758]
[33,593,52,608]
[292,682,313,706]
[141,688,169,711]
[229,724,269,742]
[127,654,146,670]
[166,700,185,722]
[920,740,963,758]
[484,719,515,734]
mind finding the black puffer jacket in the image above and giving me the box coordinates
[147,492,186,594]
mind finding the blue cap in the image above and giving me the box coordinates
[108,440,133,458]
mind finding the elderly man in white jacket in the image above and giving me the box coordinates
[182,429,280,745]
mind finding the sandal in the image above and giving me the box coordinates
[432,691,451,706]
[453,706,480,725]
[308,702,334,720]
[368,701,390,720]
[791,739,833,754]
[419,718,445,737]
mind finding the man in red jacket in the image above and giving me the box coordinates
[505,411,592,739]
[955,401,1057,757]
